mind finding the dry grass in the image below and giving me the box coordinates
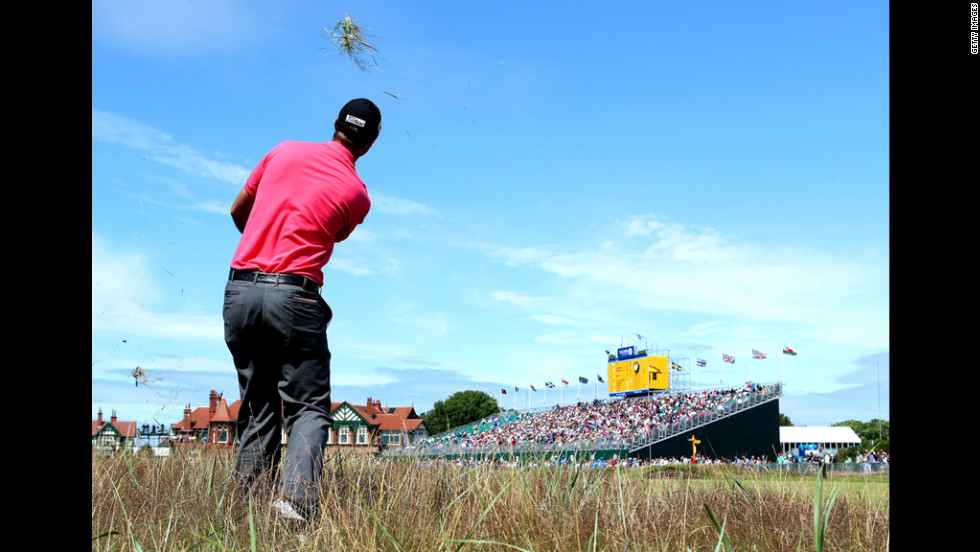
[92,449,889,551]
[324,13,380,72]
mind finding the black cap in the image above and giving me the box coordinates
[337,98,381,137]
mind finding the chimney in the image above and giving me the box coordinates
[97,408,103,425]
[210,390,218,415]
[184,404,192,428]
[111,410,117,424]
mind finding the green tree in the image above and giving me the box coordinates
[834,418,889,454]
[778,413,793,426]
[421,390,501,435]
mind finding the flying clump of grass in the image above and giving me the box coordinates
[324,13,380,71]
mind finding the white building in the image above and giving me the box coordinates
[779,426,861,457]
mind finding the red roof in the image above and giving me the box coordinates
[167,392,422,435]
[338,399,423,432]
[212,399,235,423]
[92,419,138,438]
[171,393,240,432]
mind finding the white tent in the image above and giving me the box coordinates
[779,426,861,456]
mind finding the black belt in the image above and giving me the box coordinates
[229,269,320,292]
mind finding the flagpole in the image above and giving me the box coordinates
[780,344,785,387]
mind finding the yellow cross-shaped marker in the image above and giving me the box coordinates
[688,435,701,458]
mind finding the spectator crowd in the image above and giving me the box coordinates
[418,383,778,450]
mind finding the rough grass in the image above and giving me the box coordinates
[92,449,889,551]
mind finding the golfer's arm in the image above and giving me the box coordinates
[230,187,256,233]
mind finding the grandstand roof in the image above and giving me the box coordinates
[779,426,861,444]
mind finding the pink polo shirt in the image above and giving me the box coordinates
[230,140,371,286]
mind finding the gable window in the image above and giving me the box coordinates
[339,426,351,445]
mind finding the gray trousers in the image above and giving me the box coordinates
[223,277,333,517]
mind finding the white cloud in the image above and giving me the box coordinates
[478,216,885,348]
[390,312,450,339]
[92,234,222,341]
[327,257,375,276]
[339,339,425,361]
[331,369,399,387]
[345,228,377,243]
[371,191,438,216]
[490,290,547,307]
[92,109,250,186]
[686,321,724,337]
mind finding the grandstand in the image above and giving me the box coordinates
[386,382,783,462]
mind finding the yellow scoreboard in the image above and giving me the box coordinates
[607,346,668,397]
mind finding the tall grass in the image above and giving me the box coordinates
[92,449,888,551]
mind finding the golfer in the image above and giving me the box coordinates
[223,98,380,524]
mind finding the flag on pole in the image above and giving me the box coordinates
[752,349,767,359]
[722,354,735,364]
[561,379,569,386]
[514,386,520,392]
[671,361,682,371]
[782,346,798,356]
[579,376,588,384]
[500,388,507,394]
[696,358,707,367]
[530,384,536,391]
[637,333,644,340]
[597,374,605,382]
[546,381,555,388]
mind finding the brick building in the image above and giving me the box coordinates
[170,390,240,446]
[165,391,429,454]
[92,408,138,454]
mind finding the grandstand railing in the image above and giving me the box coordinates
[385,383,783,459]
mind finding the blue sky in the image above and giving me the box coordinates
[92,1,889,429]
